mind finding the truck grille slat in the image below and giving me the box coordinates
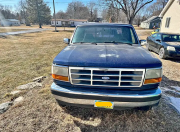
[69,67,145,87]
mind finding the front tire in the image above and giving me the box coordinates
[159,47,166,59]
[138,106,152,111]
[56,100,66,107]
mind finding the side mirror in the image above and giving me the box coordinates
[140,40,146,46]
[63,38,70,44]
[156,39,161,43]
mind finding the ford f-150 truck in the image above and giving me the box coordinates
[51,24,162,110]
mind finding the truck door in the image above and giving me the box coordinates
[154,34,162,53]
[149,34,157,51]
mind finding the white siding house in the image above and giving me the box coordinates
[140,16,161,29]
[0,19,20,26]
[51,19,88,27]
[159,0,180,33]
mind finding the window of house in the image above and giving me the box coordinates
[165,17,171,28]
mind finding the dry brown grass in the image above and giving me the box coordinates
[0,29,180,132]
[0,30,72,103]
[0,79,179,132]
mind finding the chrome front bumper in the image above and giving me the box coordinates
[51,83,161,109]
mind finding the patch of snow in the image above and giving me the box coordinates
[17,82,42,90]
[0,102,12,114]
[10,90,21,95]
[160,87,169,91]
[13,96,24,105]
[33,76,46,82]
[171,86,180,92]
[169,97,180,114]
[160,87,180,114]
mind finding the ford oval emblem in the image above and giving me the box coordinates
[102,77,110,80]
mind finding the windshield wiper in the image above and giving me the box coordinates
[104,41,116,43]
[73,42,97,45]
[103,41,133,46]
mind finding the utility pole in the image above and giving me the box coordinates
[53,0,57,32]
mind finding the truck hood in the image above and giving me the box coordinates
[53,45,162,68]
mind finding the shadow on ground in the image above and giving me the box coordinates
[161,75,180,88]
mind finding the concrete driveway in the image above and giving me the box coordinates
[0,28,50,36]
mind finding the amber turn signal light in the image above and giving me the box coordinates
[52,74,69,81]
[144,77,162,84]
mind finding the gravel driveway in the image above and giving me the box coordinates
[0,28,50,36]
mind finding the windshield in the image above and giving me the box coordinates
[72,26,138,44]
[162,34,180,42]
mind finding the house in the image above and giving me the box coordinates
[140,16,161,29]
[159,0,180,33]
[0,19,20,26]
[20,19,26,24]
[51,19,88,27]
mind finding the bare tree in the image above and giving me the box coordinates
[66,1,89,19]
[55,11,67,19]
[104,0,154,24]
[0,5,17,19]
[145,0,168,17]
[18,0,29,25]
[88,2,97,21]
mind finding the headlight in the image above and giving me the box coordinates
[52,64,69,81]
[167,46,175,51]
[144,68,162,84]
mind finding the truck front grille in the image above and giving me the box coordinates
[69,67,145,87]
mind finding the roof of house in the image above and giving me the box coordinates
[159,0,175,17]
[70,19,88,22]
[51,19,69,21]
[141,16,160,23]
[51,19,88,22]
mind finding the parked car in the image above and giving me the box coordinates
[51,24,162,110]
[151,28,160,35]
[146,33,180,59]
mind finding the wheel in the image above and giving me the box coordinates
[159,47,166,59]
[56,100,66,107]
[138,106,152,111]
[146,43,151,51]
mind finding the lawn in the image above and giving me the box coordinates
[0,30,180,132]
[0,30,72,102]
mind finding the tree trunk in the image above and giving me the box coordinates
[128,17,134,24]
[39,23,42,28]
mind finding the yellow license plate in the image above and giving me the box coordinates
[94,100,114,109]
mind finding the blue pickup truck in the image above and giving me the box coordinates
[51,24,162,110]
